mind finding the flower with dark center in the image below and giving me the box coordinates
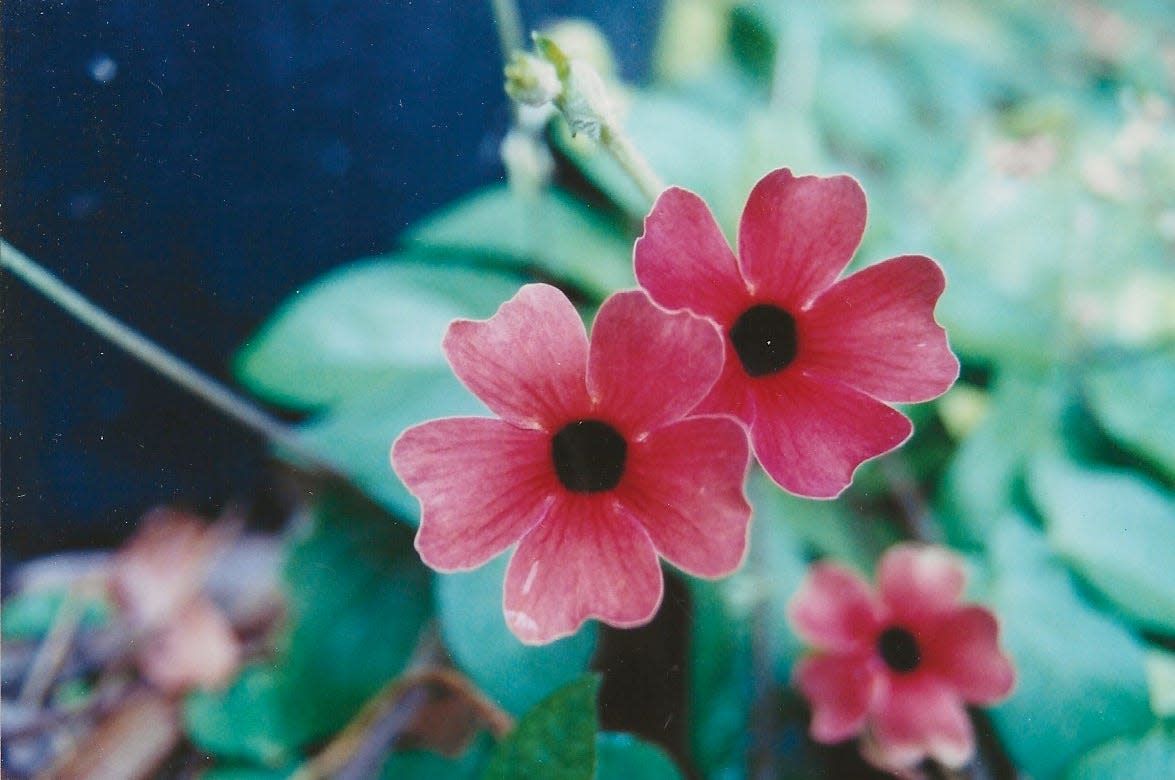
[392,285,752,644]
[634,168,960,498]
[787,544,1016,772]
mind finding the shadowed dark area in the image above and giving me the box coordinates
[1,0,659,559]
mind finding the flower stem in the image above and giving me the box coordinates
[489,0,525,61]
[1,241,315,462]
[601,123,666,204]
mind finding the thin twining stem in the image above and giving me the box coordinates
[489,0,525,62]
[601,124,667,205]
[1,240,320,465]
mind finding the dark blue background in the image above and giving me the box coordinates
[2,1,658,557]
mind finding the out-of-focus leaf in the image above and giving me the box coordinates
[185,665,292,766]
[594,732,683,780]
[687,576,750,780]
[940,369,1065,547]
[1,589,111,640]
[436,553,597,717]
[986,517,1153,780]
[234,256,522,410]
[482,675,600,780]
[381,734,494,780]
[553,91,744,227]
[407,185,634,299]
[1085,351,1175,480]
[296,369,485,524]
[1066,728,1175,780]
[276,492,432,745]
[1029,456,1175,635]
[187,492,431,764]
[744,470,814,681]
[936,266,1058,367]
[1145,648,1175,719]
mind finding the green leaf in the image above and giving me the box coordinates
[185,665,293,767]
[940,369,1065,547]
[276,492,432,745]
[744,471,812,682]
[686,577,751,780]
[381,734,494,780]
[234,256,523,410]
[436,553,597,716]
[594,732,683,780]
[1066,728,1175,780]
[986,517,1153,780]
[1085,351,1175,480]
[200,766,295,780]
[1029,456,1175,635]
[1,589,111,640]
[295,369,485,523]
[407,186,635,299]
[482,675,600,780]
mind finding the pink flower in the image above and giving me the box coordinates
[391,284,752,644]
[787,544,1016,771]
[634,168,959,498]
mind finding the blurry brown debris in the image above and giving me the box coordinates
[107,506,244,695]
[39,688,182,780]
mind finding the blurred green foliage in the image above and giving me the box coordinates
[208,0,1175,777]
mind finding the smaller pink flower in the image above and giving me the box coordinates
[392,284,752,644]
[635,168,960,498]
[787,544,1015,772]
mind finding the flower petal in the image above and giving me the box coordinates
[737,169,866,308]
[749,372,913,498]
[618,415,751,578]
[503,495,663,644]
[587,289,724,434]
[787,562,882,652]
[927,606,1016,704]
[634,187,749,324]
[801,256,959,403]
[443,283,590,429]
[870,675,976,770]
[794,654,877,743]
[878,544,967,621]
[393,417,555,571]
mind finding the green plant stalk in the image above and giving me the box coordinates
[601,123,666,205]
[1,240,315,462]
[489,0,525,61]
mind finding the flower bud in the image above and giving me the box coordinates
[501,128,554,197]
[504,51,561,107]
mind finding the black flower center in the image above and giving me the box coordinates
[728,304,798,377]
[877,626,921,674]
[551,419,627,493]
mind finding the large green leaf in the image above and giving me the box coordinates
[1085,351,1175,480]
[296,369,485,523]
[436,552,597,716]
[407,185,634,299]
[1066,728,1175,780]
[482,675,600,780]
[743,470,813,682]
[234,256,522,410]
[186,492,432,764]
[940,369,1065,547]
[686,577,751,780]
[594,732,683,780]
[276,492,432,745]
[985,518,1153,780]
[1029,456,1175,635]
[185,665,293,767]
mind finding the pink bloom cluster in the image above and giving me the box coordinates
[392,168,961,646]
[393,286,751,644]
[788,544,1016,771]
